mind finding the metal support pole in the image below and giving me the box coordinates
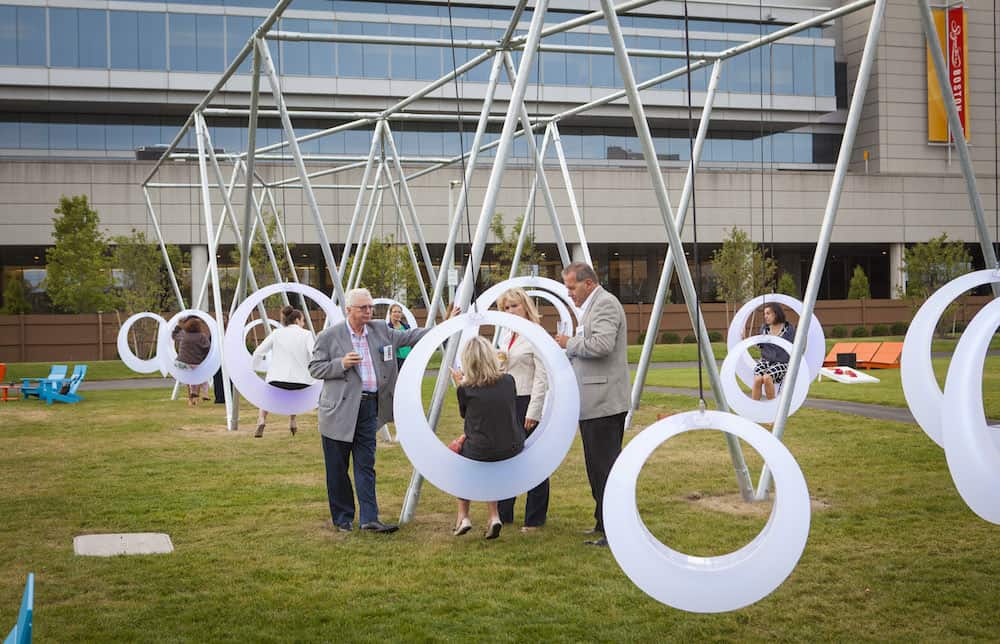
[382,161,433,310]
[352,189,383,290]
[347,162,385,290]
[340,121,386,280]
[142,188,185,309]
[508,125,553,279]
[550,122,592,266]
[193,114,236,431]
[399,2,551,523]
[599,0,753,499]
[237,46,263,305]
[501,51,571,267]
[260,184,316,334]
[627,59,724,430]
[755,0,888,500]
[918,0,1000,291]
[257,37,348,311]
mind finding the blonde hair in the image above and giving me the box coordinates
[497,287,542,325]
[460,336,503,388]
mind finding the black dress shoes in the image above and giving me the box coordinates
[360,520,399,534]
[334,521,352,533]
[584,537,609,547]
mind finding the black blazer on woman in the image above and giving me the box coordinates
[457,374,525,462]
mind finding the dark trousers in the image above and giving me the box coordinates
[580,412,626,533]
[498,395,550,527]
[212,368,225,404]
[321,398,379,527]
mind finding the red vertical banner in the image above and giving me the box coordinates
[928,4,971,142]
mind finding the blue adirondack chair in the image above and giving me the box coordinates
[21,365,67,400]
[39,365,87,405]
[3,573,33,644]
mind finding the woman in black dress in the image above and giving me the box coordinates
[751,302,796,401]
[449,336,525,540]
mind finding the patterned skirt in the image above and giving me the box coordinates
[753,359,788,385]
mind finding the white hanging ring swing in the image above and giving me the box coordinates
[941,297,1000,524]
[117,312,168,375]
[373,297,418,329]
[393,310,579,501]
[902,268,1000,448]
[720,335,811,423]
[603,410,811,613]
[473,275,580,321]
[223,282,343,415]
[525,288,576,336]
[726,294,825,387]
[244,317,282,373]
[157,309,223,385]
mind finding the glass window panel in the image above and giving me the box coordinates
[398,3,440,17]
[389,22,415,80]
[564,32,588,86]
[344,129,370,154]
[170,14,198,71]
[815,45,834,97]
[337,21,364,77]
[133,123,162,148]
[668,135,690,161]
[21,121,48,149]
[226,15,253,74]
[726,50,751,93]
[441,130,462,157]
[793,44,814,95]
[772,132,793,161]
[77,121,105,149]
[414,25,442,80]
[772,43,794,94]
[196,14,223,72]
[580,133,603,159]
[50,9,79,68]
[48,122,76,149]
[465,27,492,82]
[396,130,419,156]
[418,130,442,157]
[0,120,18,147]
[689,40,708,91]
[335,1,385,14]
[732,136,753,162]
[0,7,15,65]
[111,12,139,70]
[631,36,658,82]
[79,10,107,68]
[319,131,345,155]
[708,136,733,161]
[298,129,320,154]
[308,20,335,76]
[793,133,811,163]
[17,7,45,66]
[559,133,582,159]
[106,123,133,150]
[660,38,685,90]
[590,33,614,87]
[363,21,389,78]
[605,134,626,160]
[280,18,309,75]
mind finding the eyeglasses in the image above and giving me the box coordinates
[351,304,374,311]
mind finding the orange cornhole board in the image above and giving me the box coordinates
[866,341,903,369]
[823,343,857,367]
[852,342,882,368]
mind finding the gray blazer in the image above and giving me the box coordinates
[565,286,630,421]
[309,320,428,442]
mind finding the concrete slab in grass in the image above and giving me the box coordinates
[73,533,174,557]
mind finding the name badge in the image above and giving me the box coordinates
[575,326,585,337]
[383,345,394,362]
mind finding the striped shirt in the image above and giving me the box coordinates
[348,324,378,392]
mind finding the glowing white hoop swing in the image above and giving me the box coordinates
[117,312,169,375]
[373,297,419,330]
[223,282,343,416]
[157,309,223,385]
[393,310,579,501]
[941,297,1000,524]
[902,269,1000,448]
[473,276,579,321]
[524,289,576,336]
[603,410,811,613]
[720,335,811,423]
[726,294,825,387]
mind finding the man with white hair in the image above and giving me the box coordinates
[309,287,430,534]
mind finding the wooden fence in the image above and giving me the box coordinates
[0,296,991,363]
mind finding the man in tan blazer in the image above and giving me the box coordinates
[555,262,629,547]
[309,287,429,534]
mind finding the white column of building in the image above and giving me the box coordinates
[889,243,905,299]
[190,245,209,311]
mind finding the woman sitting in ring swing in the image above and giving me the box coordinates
[752,302,795,401]
[449,335,525,540]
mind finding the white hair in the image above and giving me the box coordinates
[345,287,373,307]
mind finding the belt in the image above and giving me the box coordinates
[361,391,378,400]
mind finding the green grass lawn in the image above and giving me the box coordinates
[2,386,999,640]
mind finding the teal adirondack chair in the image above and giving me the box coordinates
[3,573,33,644]
[39,365,87,405]
[21,365,67,400]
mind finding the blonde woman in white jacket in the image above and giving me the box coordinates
[495,287,550,531]
[251,305,316,437]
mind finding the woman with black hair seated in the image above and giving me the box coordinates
[751,302,795,401]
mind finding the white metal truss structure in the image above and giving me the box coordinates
[140,0,997,512]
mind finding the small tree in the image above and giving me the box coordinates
[902,234,972,334]
[44,195,114,313]
[776,272,798,297]
[349,234,422,305]
[1,276,32,314]
[847,265,871,301]
[711,227,777,325]
[488,212,543,285]
[112,229,182,314]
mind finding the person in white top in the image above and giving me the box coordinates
[495,287,550,531]
[252,305,316,438]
